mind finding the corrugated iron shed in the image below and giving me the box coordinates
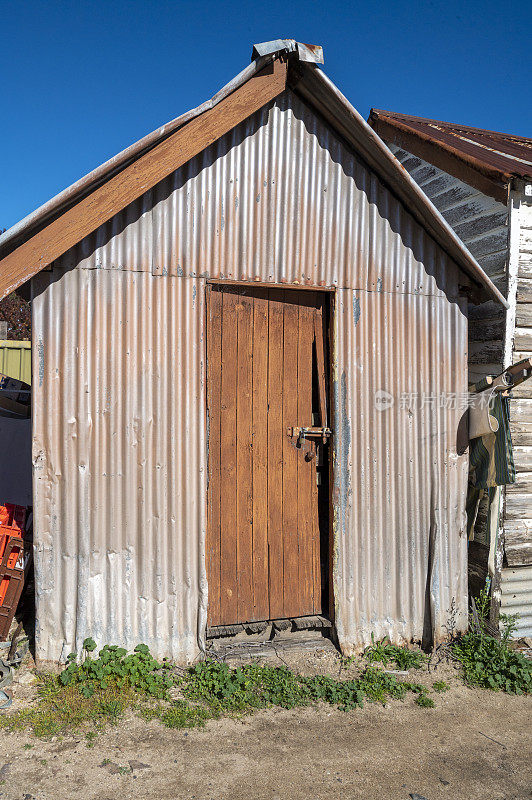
[30,87,472,660]
[0,40,508,664]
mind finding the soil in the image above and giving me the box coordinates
[0,642,530,800]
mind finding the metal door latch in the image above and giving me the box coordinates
[287,426,332,446]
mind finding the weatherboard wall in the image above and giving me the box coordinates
[31,89,469,662]
[505,196,532,567]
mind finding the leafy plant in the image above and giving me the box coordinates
[183,660,311,711]
[59,640,175,699]
[364,638,426,671]
[181,659,432,715]
[452,632,531,694]
[414,692,435,708]
[0,643,439,740]
[338,654,356,670]
[432,681,449,693]
[451,592,532,695]
[500,613,519,645]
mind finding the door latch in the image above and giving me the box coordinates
[287,426,332,446]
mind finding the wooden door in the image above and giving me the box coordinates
[207,285,328,627]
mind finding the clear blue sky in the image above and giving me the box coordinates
[1,0,530,231]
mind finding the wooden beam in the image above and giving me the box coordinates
[0,58,288,300]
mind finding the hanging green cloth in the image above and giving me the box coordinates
[469,392,515,490]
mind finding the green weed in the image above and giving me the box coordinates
[364,638,426,670]
[0,642,440,740]
[338,654,356,669]
[414,692,435,708]
[59,640,174,699]
[452,633,531,694]
[451,591,532,695]
[0,677,138,738]
[181,660,431,715]
[432,681,450,693]
[140,699,212,729]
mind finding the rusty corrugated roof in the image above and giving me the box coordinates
[369,109,532,200]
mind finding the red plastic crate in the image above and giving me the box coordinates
[0,505,31,639]
[0,504,26,535]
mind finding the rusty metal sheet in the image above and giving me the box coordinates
[369,109,532,185]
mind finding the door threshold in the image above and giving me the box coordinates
[206,614,332,640]
[206,633,338,662]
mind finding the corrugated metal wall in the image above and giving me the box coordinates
[32,270,207,661]
[32,89,469,662]
[56,92,462,300]
[500,566,532,638]
[387,143,532,624]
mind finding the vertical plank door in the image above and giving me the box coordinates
[207,285,327,626]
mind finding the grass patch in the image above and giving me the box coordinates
[140,699,213,729]
[0,672,137,738]
[5,608,528,741]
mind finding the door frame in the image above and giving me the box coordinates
[204,279,336,629]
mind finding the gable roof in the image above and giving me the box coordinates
[0,42,506,307]
[369,108,532,204]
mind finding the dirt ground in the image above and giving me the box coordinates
[0,643,530,800]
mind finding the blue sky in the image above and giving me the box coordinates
[1,0,530,231]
